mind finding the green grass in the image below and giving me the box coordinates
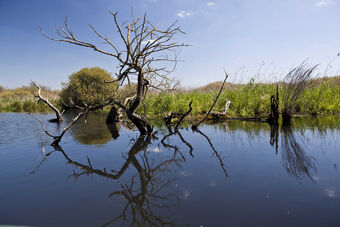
[140,82,340,118]
[1,77,339,118]
[0,99,61,113]
[0,83,61,113]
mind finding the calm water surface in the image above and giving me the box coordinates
[0,113,339,226]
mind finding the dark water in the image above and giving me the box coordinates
[0,113,340,227]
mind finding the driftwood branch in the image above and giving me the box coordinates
[192,71,229,129]
[174,101,192,132]
[161,104,194,157]
[32,81,63,122]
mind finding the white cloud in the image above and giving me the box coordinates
[207,2,215,6]
[179,171,192,176]
[312,176,321,182]
[177,10,193,18]
[148,146,162,153]
[141,39,156,45]
[183,190,191,200]
[324,188,336,198]
[315,0,333,6]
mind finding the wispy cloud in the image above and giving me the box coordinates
[177,10,193,18]
[148,146,162,153]
[315,0,333,7]
[324,188,336,197]
[207,2,215,7]
[141,39,156,45]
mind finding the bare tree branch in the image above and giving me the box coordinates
[42,11,188,135]
[32,80,64,122]
[175,101,192,132]
[192,71,229,129]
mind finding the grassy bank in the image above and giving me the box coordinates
[0,84,61,113]
[140,77,340,118]
[1,77,339,118]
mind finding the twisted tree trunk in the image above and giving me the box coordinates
[125,70,152,135]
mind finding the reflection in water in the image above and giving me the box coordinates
[25,114,340,226]
[268,123,317,180]
[103,135,182,226]
[280,125,316,180]
[38,134,184,226]
[161,124,228,177]
[161,125,193,158]
[31,122,231,226]
[192,127,228,177]
[70,113,114,145]
[270,124,279,154]
[106,122,120,139]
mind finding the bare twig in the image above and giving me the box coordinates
[174,101,192,132]
[32,81,63,122]
[192,71,229,129]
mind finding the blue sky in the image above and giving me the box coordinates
[1,0,340,89]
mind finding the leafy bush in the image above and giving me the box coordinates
[60,67,117,108]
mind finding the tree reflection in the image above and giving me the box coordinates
[278,125,316,180]
[69,113,114,145]
[47,133,183,226]
[192,127,228,177]
[106,122,120,139]
[269,124,279,154]
[161,123,228,177]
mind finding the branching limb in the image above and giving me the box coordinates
[32,81,63,122]
[174,101,192,132]
[192,71,229,129]
[42,12,188,136]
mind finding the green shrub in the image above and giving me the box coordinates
[60,67,117,108]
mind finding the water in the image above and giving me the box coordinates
[0,113,339,226]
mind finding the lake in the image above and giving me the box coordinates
[0,113,339,226]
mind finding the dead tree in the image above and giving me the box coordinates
[32,81,64,122]
[41,12,187,135]
[267,85,279,125]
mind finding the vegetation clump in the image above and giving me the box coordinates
[0,83,60,113]
[140,76,340,119]
[281,63,317,125]
[1,75,339,121]
[59,67,117,109]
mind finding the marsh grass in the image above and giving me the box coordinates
[0,83,60,113]
[281,63,318,124]
[1,76,339,118]
[140,80,340,119]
